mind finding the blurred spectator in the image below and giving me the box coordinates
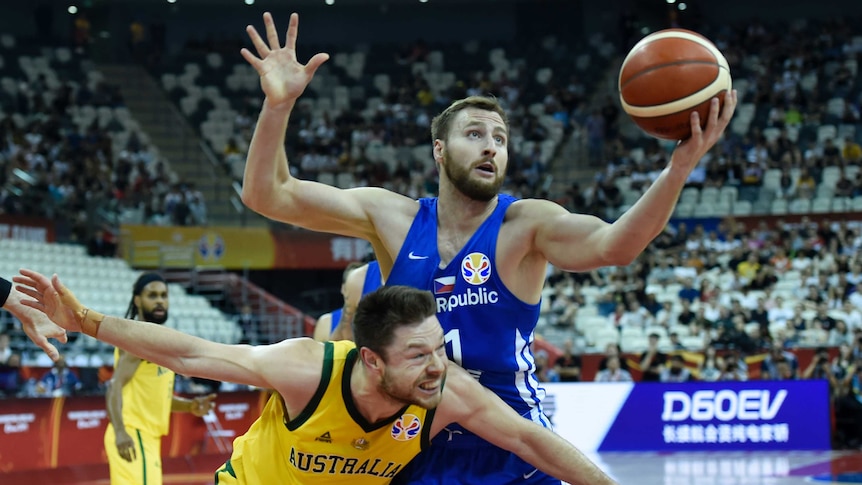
[761,342,799,380]
[668,331,686,350]
[698,346,721,381]
[235,304,260,345]
[553,340,582,382]
[598,343,630,372]
[836,359,862,448]
[0,332,21,396]
[677,278,700,303]
[595,356,633,382]
[639,333,667,382]
[36,355,81,397]
[87,226,118,257]
[660,355,692,382]
[803,346,838,391]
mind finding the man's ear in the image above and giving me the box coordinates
[359,347,384,374]
[433,139,444,166]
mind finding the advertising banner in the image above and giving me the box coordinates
[542,380,830,452]
[120,225,371,269]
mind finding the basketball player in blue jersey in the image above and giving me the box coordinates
[239,12,737,484]
[331,259,384,340]
[315,260,384,341]
[313,262,364,341]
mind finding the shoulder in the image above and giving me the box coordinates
[506,198,569,220]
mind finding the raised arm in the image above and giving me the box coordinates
[14,269,321,395]
[239,12,408,239]
[529,91,737,272]
[436,366,617,485]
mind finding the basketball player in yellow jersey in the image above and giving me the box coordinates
[104,273,216,485]
[16,272,617,485]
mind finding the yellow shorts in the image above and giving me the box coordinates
[104,423,163,485]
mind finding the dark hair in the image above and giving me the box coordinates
[125,272,166,319]
[430,96,509,143]
[353,285,436,361]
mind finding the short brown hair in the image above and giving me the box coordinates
[353,286,436,361]
[430,96,509,142]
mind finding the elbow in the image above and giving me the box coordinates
[239,189,259,212]
[601,248,638,268]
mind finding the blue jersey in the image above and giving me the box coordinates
[387,195,546,424]
[362,260,383,296]
[329,308,343,334]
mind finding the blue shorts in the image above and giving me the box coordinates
[392,428,562,485]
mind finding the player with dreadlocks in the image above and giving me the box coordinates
[103,272,216,485]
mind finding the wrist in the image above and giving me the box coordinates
[263,97,295,114]
[78,308,106,337]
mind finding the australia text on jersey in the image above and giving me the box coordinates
[289,447,403,477]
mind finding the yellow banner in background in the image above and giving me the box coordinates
[120,225,276,269]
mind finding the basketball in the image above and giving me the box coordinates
[619,28,732,141]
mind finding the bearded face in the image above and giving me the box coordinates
[136,281,169,325]
[441,147,505,202]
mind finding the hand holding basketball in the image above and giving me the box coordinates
[619,29,733,141]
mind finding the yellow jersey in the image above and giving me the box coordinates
[114,348,176,437]
[218,340,435,484]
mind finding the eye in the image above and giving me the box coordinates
[494,135,505,144]
[468,130,481,139]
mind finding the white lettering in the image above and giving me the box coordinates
[761,390,787,419]
[661,390,787,422]
[737,390,761,420]
[435,288,499,313]
[713,390,737,421]
[661,391,690,421]
[4,422,28,433]
[691,390,714,420]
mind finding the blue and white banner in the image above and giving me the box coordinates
[542,380,830,452]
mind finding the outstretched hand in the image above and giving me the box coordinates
[3,286,67,362]
[13,269,85,334]
[671,89,738,172]
[241,12,329,109]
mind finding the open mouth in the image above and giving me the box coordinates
[475,162,496,174]
[418,381,440,393]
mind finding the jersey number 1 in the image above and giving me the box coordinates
[444,329,462,366]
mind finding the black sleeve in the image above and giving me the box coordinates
[0,277,11,307]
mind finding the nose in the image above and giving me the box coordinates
[428,352,446,375]
[482,139,497,159]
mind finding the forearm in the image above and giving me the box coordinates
[605,165,689,262]
[519,427,617,485]
[242,100,295,211]
[86,313,266,388]
[172,396,193,413]
[106,384,127,433]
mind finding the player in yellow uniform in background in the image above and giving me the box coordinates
[104,273,216,485]
[16,271,617,485]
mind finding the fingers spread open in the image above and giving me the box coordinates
[263,12,281,50]
[286,12,299,52]
[245,25,270,57]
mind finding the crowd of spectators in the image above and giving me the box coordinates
[0,31,207,240]
[565,17,862,221]
[203,34,614,203]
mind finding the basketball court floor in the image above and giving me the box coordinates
[1,450,860,484]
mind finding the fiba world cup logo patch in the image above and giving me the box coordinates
[391,414,422,442]
[461,252,491,285]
